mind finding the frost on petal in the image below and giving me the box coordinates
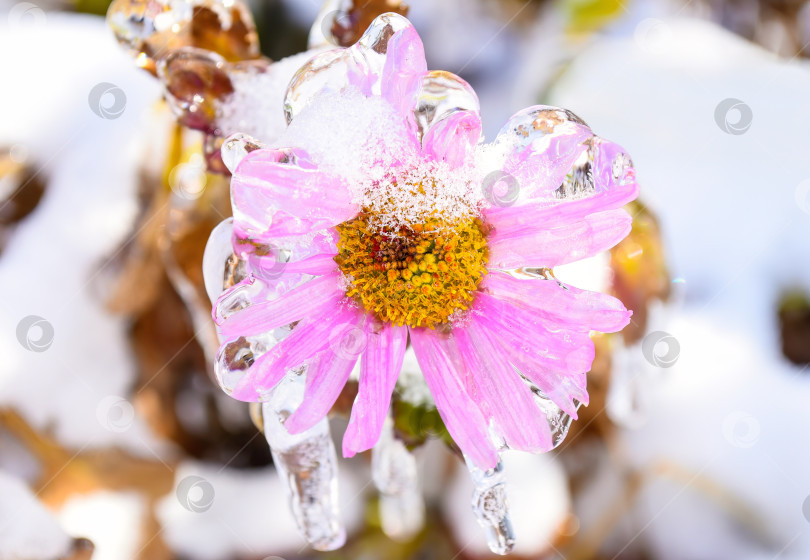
[229,304,358,401]
[343,324,408,457]
[214,272,344,339]
[231,147,358,240]
[285,13,426,126]
[410,328,499,470]
[455,322,553,453]
[483,271,632,333]
[487,208,633,268]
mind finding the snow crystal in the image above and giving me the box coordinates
[275,87,487,230]
[217,50,318,143]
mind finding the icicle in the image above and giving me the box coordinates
[371,418,424,541]
[261,374,345,551]
[466,456,515,555]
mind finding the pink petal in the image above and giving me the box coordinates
[410,328,499,470]
[378,15,428,118]
[230,304,358,401]
[422,110,482,168]
[214,272,344,340]
[285,314,366,434]
[250,252,339,278]
[483,271,632,333]
[231,147,358,240]
[455,321,553,453]
[342,323,408,457]
[473,295,592,416]
[474,293,595,374]
[487,208,633,268]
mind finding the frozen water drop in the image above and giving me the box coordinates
[466,457,515,555]
[262,376,345,550]
[371,418,424,541]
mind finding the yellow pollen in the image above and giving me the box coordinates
[334,212,489,329]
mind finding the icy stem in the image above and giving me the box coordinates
[371,418,424,541]
[261,375,345,551]
[466,457,515,555]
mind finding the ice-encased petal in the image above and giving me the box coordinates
[284,326,364,434]
[214,272,344,339]
[229,304,359,401]
[422,110,482,168]
[483,271,631,333]
[231,147,358,240]
[285,13,426,126]
[455,320,553,453]
[410,328,499,470]
[343,323,408,457]
[488,105,593,203]
[487,208,633,268]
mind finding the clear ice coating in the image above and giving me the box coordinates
[466,457,515,555]
[371,419,425,541]
[412,71,480,143]
[157,47,235,133]
[106,0,259,75]
[284,12,413,125]
[221,133,265,173]
[262,375,346,551]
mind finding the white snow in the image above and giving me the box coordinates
[550,17,810,559]
[0,13,170,455]
[0,471,74,560]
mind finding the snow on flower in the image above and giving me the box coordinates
[209,13,638,470]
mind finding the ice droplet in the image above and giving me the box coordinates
[466,457,515,555]
[262,375,345,550]
[371,419,424,541]
[221,132,264,173]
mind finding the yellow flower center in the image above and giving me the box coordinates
[335,213,489,328]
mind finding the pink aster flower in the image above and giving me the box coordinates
[211,13,637,471]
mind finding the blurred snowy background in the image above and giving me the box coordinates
[1,0,810,559]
